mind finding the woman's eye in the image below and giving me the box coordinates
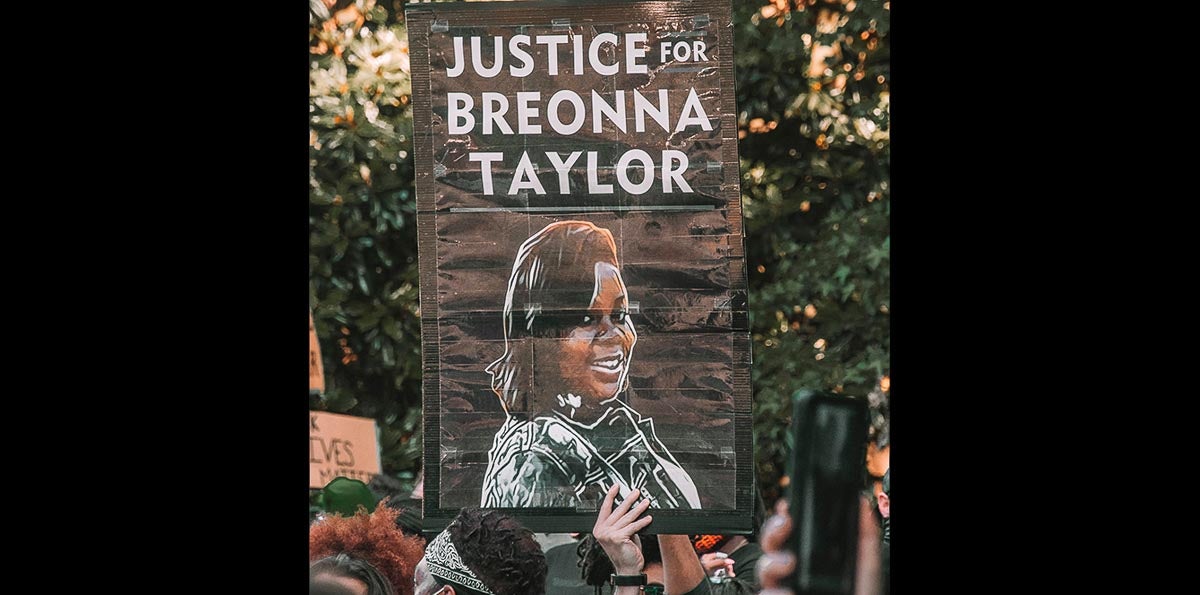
[582,315,592,324]
[614,311,626,322]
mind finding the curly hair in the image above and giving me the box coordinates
[446,507,547,595]
[310,499,427,595]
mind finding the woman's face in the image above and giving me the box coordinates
[539,261,637,407]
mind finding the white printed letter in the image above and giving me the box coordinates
[509,152,546,195]
[663,150,692,193]
[482,93,513,135]
[546,151,583,194]
[676,88,713,132]
[448,93,475,134]
[470,152,504,195]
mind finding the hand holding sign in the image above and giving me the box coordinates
[593,485,654,576]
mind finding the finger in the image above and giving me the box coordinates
[725,560,736,577]
[854,496,883,595]
[759,553,796,587]
[595,484,620,527]
[858,495,880,544]
[616,496,652,528]
[605,488,641,526]
[619,513,653,536]
[757,552,795,587]
[700,553,729,573]
[759,511,793,552]
[616,488,642,516]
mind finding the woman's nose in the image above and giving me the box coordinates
[595,315,618,337]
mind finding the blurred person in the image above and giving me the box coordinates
[320,476,380,519]
[310,499,427,595]
[481,220,700,510]
[695,484,767,593]
[694,533,762,594]
[413,507,547,595]
[695,536,734,582]
[592,484,712,595]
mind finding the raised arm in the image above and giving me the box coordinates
[593,484,654,595]
[658,534,712,595]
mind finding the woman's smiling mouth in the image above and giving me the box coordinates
[590,352,625,373]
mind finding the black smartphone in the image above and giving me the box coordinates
[785,389,870,595]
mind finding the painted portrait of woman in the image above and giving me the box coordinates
[480,220,701,509]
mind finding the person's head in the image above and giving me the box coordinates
[311,575,366,595]
[487,220,637,420]
[311,553,396,595]
[414,507,547,595]
[310,499,428,595]
[877,468,890,519]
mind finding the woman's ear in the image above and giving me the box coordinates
[876,492,889,519]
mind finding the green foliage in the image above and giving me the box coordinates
[307,0,890,503]
[309,0,422,481]
[734,0,890,502]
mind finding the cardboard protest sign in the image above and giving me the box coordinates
[407,0,751,533]
[310,410,383,489]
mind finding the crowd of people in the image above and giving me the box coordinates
[309,467,890,595]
